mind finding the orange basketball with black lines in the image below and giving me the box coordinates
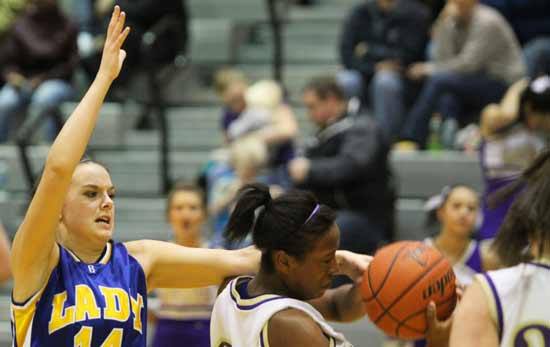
[361,241,457,340]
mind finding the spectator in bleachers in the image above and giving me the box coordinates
[0,219,11,284]
[0,0,78,143]
[288,75,395,258]
[396,0,525,150]
[149,183,215,347]
[338,0,431,140]
[481,0,550,45]
[214,68,249,144]
[79,0,188,87]
[227,79,298,168]
[208,136,268,249]
[477,75,550,241]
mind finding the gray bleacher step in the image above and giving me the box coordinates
[239,40,338,64]
[289,0,358,21]
[391,151,483,199]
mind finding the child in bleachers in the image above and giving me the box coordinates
[208,136,268,249]
[478,75,550,240]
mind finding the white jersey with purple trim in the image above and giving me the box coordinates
[476,261,550,347]
[210,276,353,347]
[424,238,483,286]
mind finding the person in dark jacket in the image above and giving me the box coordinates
[338,0,430,140]
[0,0,78,142]
[288,75,395,258]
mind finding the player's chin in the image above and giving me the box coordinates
[93,225,114,241]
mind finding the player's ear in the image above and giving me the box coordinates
[273,250,293,274]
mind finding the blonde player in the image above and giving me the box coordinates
[449,149,550,347]
[211,183,371,347]
[10,8,259,347]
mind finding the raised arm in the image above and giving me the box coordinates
[10,7,129,302]
[125,240,260,291]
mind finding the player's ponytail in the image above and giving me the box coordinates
[225,183,336,272]
[225,183,272,242]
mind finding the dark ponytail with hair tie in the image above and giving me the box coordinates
[225,182,337,272]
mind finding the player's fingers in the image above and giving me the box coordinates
[113,11,126,41]
[115,27,131,49]
[426,301,438,327]
[106,6,120,40]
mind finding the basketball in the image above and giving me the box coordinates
[361,241,457,340]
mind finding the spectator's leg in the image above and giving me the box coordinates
[336,69,363,100]
[400,72,507,147]
[370,70,405,140]
[0,85,26,142]
[28,80,74,141]
[436,93,461,148]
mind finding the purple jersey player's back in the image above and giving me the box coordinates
[477,261,550,347]
[11,241,147,347]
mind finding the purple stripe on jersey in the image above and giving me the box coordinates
[229,288,287,310]
[482,273,504,343]
[528,262,550,270]
[465,242,483,273]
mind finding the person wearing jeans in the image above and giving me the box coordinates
[338,0,430,140]
[0,0,78,142]
[0,79,74,141]
[397,0,525,149]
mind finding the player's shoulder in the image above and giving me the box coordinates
[267,308,329,347]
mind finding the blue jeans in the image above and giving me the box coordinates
[400,72,507,147]
[0,79,74,142]
[337,69,405,139]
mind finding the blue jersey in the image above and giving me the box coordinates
[11,241,148,347]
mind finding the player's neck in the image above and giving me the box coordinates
[247,271,291,297]
[435,232,469,263]
[62,240,107,264]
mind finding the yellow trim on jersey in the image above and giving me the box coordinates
[230,276,281,308]
[534,257,550,265]
[11,285,47,347]
[475,275,498,329]
[99,241,113,264]
[261,322,271,347]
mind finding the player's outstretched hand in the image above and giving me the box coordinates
[425,282,463,347]
[335,250,372,283]
[97,6,130,82]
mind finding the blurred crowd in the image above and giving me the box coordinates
[0,0,549,345]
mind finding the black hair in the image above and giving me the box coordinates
[492,149,550,266]
[303,75,346,101]
[165,181,206,219]
[517,75,550,124]
[225,183,337,272]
